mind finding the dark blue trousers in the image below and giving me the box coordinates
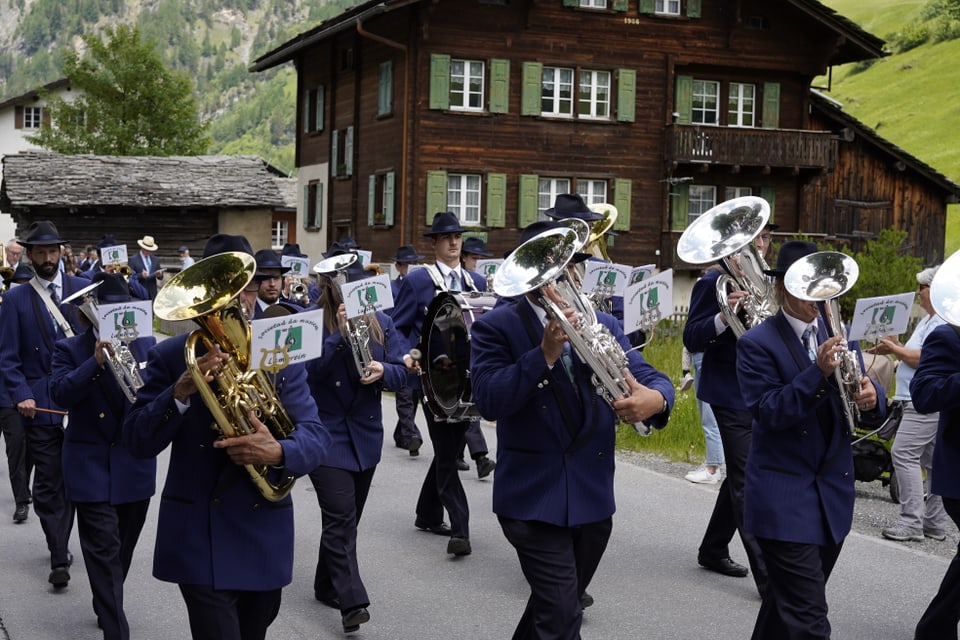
[915,497,960,640]
[25,421,74,567]
[0,407,31,504]
[178,583,282,640]
[392,385,422,447]
[415,410,469,538]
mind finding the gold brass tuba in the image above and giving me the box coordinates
[676,196,774,337]
[495,223,654,437]
[783,250,862,435]
[586,202,618,262]
[154,251,297,501]
[313,252,375,378]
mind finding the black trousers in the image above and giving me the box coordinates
[752,537,843,640]
[499,516,612,640]
[915,497,960,639]
[0,407,31,504]
[415,410,469,538]
[392,385,423,447]
[700,405,767,592]
[461,420,490,459]
[308,465,375,611]
[76,499,151,640]
[25,421,74,567]
[178,584,282,640]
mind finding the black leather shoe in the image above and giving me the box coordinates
[13,503,28,523]
[48,565,70,589]
[342,607,370,633]
[415,520,452,536]
[580,592,594,609]
[315,594,340,609]
[698,555,748,578]
[408,436,422,457]
[456,457,470,471]
[475,456,496,479]
[447,536,472,556]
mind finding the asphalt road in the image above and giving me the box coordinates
[0,394,953,639]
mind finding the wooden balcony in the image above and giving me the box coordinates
[666,125,836,172]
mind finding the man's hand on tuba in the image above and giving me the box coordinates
[213,410,284,466]
[612,368,667,424]
[853,376,878,412]
[173,344,229,403]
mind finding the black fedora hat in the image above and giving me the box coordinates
[281,242,306,258]
[98,234,118,249]
[19,220,66,247]
[253,249,291,277]
[390,245,426,263]
[337,235,359,249]
[544,194,604,222]
[764,240,819,278]
[424,212,468,237]
[92,272,131,303]
[202,234,254,259]
[462,237,493,258]
[8,263,34,283]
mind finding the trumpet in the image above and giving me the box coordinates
[783,251,862,435]
[313,253,375,378]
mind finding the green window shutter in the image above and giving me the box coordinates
[686,0,702,18]
[562,0,577,6]
[675,75,693,125]
[760,186,776,224]
[314,183,324,230]
[762,82,780,129]
[378,61,393,116]
[303,184,311,229]
[489,59,510,114]
[521,62,543,117]
[384,172,396,226]
[429,54,451,110]
[518,174,540,228]
[639,0,656,15]
[367,175,377,226]
[616,69,636,123]
[485,173,507,228]
[613,179,632,231]
[344,126,354,176]
[612,0,629,11]
[330,130,339,178]
[671,183,689,231]
[315,85,325,132]
[426,170,448,224]
[301,91,310,133]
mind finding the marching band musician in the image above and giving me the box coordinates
[50,272,157,640]
[122,234,330,640]
[305,255,409,634]
[469,221,673,640]
[251,249,291,318]
[736,241,886,640]
[391,211,486,557]
[0,220,88,589]
[388,244,427,455]
[682,221,778,593]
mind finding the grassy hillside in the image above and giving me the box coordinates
[820,0,960,256]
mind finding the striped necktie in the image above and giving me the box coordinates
[801,326,816,362]
[449,271,461,292]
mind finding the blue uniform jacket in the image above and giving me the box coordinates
[51,331,157,505]
[0,274,89,425]
[683,269,745,410]
[470,299,673,527]
[910,323,960,499]
[737,312,885,545]
[122,333,330,591]
[306,311,407,472]
[391,265,486,348]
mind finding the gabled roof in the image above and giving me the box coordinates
[1,152,286,210]
[809,91,960,201]
[0,78,72,111]
[250,0,885,73]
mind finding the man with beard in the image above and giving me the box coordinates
[251,249,291,318]
[0,220,88,588]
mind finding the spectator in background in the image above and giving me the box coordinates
[682,345,725,485]
[178,246,195,269]
[129,235,164,299]
[5,239,22,269]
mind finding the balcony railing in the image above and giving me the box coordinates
[666,125,836,171]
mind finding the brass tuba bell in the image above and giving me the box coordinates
[153,251,298,501]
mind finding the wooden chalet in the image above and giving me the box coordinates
[250,0,956,292]
[0,152,291,265]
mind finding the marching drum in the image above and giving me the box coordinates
[418,291,497,422]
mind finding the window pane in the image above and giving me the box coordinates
[725,186,752,200]
[688,185,717,223]
[656,0,680,15]
[692,80,720,125]
[578,70,611,119]
[538,178,572,220]
[542,67,574,117]
[447,174,482,225]
[728,82,756,127]
[577,180,608,205]
[450,59,485,111]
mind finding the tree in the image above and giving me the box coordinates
[28,24,209,156]
[839,229,923,322]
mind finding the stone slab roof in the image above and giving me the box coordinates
[1,152,286,210]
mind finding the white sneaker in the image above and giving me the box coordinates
[679,373,694,392]
[685,466,720,484]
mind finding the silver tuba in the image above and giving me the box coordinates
[495,223,655,436]
[783,251,862,435]
[677,196,774,337]
[930,249,960,326]
[313,252,375,378]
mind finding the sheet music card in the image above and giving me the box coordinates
[250,308,325,372]
[581,261,632,297]
[848,291,915,342]
[342,274,394,318]
[623,269,674,335]
[101,244,128,267]
[97,300,154,341]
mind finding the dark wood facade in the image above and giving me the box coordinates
[252,0,955,273]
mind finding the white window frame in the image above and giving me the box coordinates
[449,59,485,112]
[23,106,43,129]
[538,178,572,220]
[728,82,756,128]
[692,79,720,126]
[447,173,483,226]
[656,0,681,15]
[271,219,289,250]
[688,185,717,223]
[577,180,608,206]
[579,0,607,7]
[578,70,611,120]
[725,186,752,200]
[541,67,575,117]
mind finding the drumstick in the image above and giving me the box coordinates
[34,407,68,416]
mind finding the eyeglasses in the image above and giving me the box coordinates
[918,284,930,290]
